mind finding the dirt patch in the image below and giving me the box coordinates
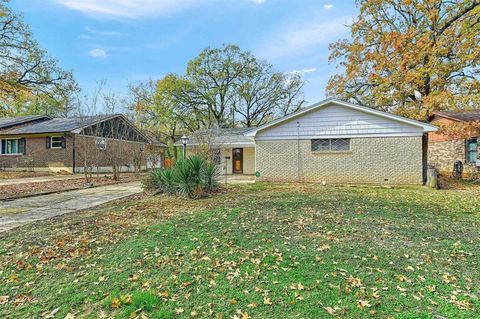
[0,171,54,180]
[0,174,144,200]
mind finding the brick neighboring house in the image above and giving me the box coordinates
[0,114,165,173]
[178,99,438,185]
[428,111,480,176]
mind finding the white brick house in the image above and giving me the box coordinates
[179,99,438,185]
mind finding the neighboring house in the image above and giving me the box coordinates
[178,98,437,185]
[0,114,165,173]
[428,111,480,176]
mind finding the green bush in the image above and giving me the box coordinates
[143,155,219,198]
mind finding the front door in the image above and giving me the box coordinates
[232,148,243,174]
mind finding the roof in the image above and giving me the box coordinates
[174,128,255,146]
[1,114,118,134]
[245,98,438,137]
[0,115,51,130]
[432,110,480,122]
[0,114,164,145]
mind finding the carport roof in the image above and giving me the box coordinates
[174,128,255,146]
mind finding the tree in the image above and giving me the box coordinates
[327,0,480,120]
[182,44,252,127]
[0,1,78,116]
[235,60,305,127]
[128,77,191,159]
[131,44,306,144]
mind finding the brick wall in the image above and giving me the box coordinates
[0,134,163,172]
[0,135,73,171]
[243,147,255,175]
[74,135,160,172]
[428,139,478,176]
[255,136,423,185]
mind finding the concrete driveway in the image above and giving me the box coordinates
[0,181,142,233]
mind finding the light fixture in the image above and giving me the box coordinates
[181,135,189,159]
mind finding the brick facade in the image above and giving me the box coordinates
[427,115,479,177]
[255,137,423,185]
[74,135,153,173]
[0,135,73,171]
[0,134,163,172]
[428,139,479,176]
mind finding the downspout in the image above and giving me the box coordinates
[297,121,301,182]
[72,134,76,174]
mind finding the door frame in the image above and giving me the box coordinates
[232,148,243,174]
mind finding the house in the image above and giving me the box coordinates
[175,128,256,175]
[428,110,480,176]
[0,114,165,173]
[178,98,437,185]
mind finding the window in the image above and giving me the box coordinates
[95,138,107,150]
[311,138,350,152]
[51,136,64,149]
[467,138,478,163]
[0,138,25,155]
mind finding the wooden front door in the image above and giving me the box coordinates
[232,148,243,174]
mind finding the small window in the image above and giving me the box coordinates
[95,138,107,150]
[467,138,478,163]
[51,136,64,149]
[1,139,24,155]
[311,138,350,152]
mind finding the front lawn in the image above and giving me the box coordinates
[0,184,479,318]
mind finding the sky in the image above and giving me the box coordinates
[10,0,357,105]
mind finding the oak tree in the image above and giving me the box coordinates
[327,0,480,119]
[0,1,78,116]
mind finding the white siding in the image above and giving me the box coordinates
[255,103,424,140]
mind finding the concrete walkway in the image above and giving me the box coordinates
[0,181,142,233]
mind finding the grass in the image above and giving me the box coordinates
[0,184,479,318]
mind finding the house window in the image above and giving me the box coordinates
[95,138,107,150]
[467,138,478,163]
[51,136,64,149]
[311,138,350,152]
[1,138,25,155]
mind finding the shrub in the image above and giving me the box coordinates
[143,156,219,198]
[201,161,219,192]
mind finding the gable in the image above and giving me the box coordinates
[80,116,151,143]
[255,102,426,141]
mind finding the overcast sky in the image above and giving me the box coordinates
[11,0,357,104]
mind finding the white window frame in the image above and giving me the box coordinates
[0,138,23,155]
[50,136,64,149]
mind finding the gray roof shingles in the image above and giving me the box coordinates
[0,115,50,130]
[175,127,255,146]
[0,114,116,134]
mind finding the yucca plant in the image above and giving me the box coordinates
[173,159,194,197]
[159,168,176,195]
[143,155,220,198]
[201,161,219,192]
[141,168,163,190]
[187,155,205,187]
